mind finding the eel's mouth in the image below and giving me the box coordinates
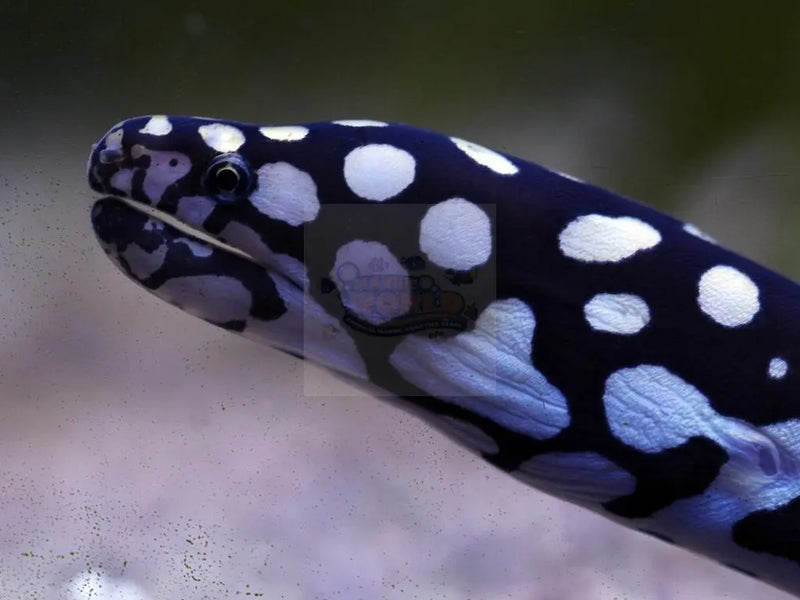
[91,194,256,267]
[90,194,301,337]
[90,195,262,287]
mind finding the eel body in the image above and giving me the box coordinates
[88,115,800,596]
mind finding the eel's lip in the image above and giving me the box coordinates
[91,195,258,268]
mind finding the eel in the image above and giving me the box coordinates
[87,115,800,596]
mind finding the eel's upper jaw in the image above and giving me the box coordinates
[87,115,176,199]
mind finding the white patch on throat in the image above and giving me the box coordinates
[390,298,571,441]
[769,357,788,380]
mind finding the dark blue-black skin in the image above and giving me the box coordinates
[88,116,800,595]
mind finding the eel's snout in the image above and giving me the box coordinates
[87,116,159,198]
[87,135,130,196]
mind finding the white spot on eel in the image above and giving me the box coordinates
[559,214,661,263]
[330,240,411,325]
[138,115,172,136]
[769,357,788,380]
[333,119,388,127]
[451,137,519,175]
[604,364,793,475]
[419,198,492,271]
[198,122,246,153]
[604,365,718,453]
[251,162,320,226]
[583,293,651,335]
[129,146,193,204]
[343,144,416,201]
[259,126,309,141]
[697,265,760,327]
[390,298,570,441]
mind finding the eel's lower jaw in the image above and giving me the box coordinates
[90,195,293,332]
[91,195,260,271]
[90,195,366,378]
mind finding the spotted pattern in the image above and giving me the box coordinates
[330,240,411,326]
[451,137,519,175]
[259,125,309,141]
[343,144,416,201]
[559,214,661,263]
[583,293,650,334]
[138,115,172,136]
[605,365,757,453]
[334,119,388,127]
[769,357,788,380]
[88,115,800,597]
[390,298,571,440]
[251,162,320,225]
[198,122,246,152]
[419,198,492,270]
[134,146,193,203]
[698,265,760,327]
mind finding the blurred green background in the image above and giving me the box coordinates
[1,2,799,599]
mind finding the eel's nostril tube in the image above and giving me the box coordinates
[98,148,125,164]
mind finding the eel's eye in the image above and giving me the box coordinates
[203,154,252,202]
